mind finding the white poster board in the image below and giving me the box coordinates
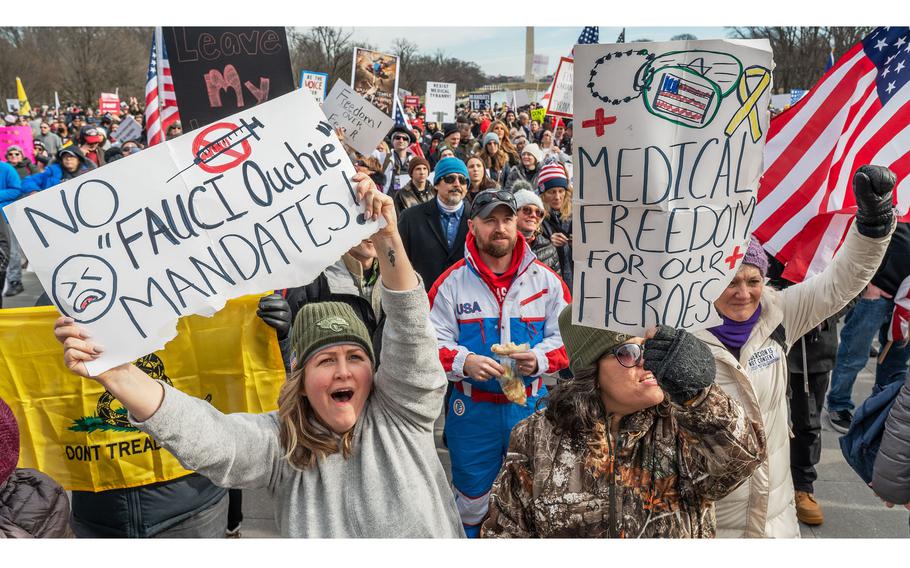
[546,57,574,118]
[111,115,142,143]
[322,79,394,157]
[300,70,329,104]
[491,91,510,108]
[770,93,790,110]
[425,82,456,123]
[6,99,20,113]
[571,39,773,335]
[512,89,530,108]
[532,54,550,78]
[5,88,382,374]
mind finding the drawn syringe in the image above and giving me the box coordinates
[166,116,265,183]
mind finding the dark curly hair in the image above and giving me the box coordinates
[543,370,606,443]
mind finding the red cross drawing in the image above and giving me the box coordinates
[725,246,745,270]
[581,108,617,137]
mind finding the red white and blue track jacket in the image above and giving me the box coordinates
[428,233,570,391]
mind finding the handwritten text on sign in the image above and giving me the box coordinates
[322,80,394,157]
[571,40,773,335]
[5,88,381,374]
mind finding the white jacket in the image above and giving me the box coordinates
[695,223,894,538]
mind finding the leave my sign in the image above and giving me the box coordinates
[4,88,382,374]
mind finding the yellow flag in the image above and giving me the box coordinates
[0,297,285,491]
[15,77,31,116]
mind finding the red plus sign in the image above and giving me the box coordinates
[725,246,745,270]
[581,108,617,137]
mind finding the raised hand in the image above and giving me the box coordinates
[643,325,716,404]
[853,164,896,238]
[257,293,292,340]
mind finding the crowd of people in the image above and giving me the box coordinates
[1,92,910,540]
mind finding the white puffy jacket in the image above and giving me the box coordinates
[694,223,893,538]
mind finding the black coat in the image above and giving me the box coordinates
[540,210,573,289]
[871,221,910,296]
[398,198,470,291]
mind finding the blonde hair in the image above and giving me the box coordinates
[277,366,355,469]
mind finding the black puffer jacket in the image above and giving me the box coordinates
[0,468,74,538]
[540,210,573,289]
[528,233,560,276]
[872,373,910,505]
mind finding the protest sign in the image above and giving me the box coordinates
[531,107,546,124]
[469,93,492,111]
[99,92,120,115]
[770,93,790,110]
[490,91,510,108]
[111,115,142,143]
[0,126,35,163]
[546,57,574,118]
[351,47,399,116]
[512,90,531,108]
[426,82,456,123]
[300,70,329,104]
[5,87,382,375]
[533,54,550,78]
[0,296,284,491]
[403,95,420,109]
[6,99,19,113]
[571,39,773,335]
[162,27,296,130]
[322,79,394,156]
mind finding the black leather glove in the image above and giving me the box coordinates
[853,164,896,238]
[643,325,716,404]
[257,293,291,341]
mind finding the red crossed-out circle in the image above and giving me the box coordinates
[191,121,252,175]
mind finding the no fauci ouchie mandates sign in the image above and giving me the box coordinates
[4,88,383,375]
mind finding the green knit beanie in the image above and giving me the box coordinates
[290,302,375,370]
[558,304,632,377]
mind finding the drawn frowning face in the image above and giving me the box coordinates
[51,254,117,323]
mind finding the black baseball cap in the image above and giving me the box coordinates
[470,190,517,220]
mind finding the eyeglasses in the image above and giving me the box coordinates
[392,135,410,142]
[519,206,544,218]
[441,174,467,185]
[610,343,645,368]
[473,190,517,211]
[6,152,21,157]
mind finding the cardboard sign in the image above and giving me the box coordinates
[111,115,142,143]
[531,107,546,124]
[322,79,394,156]
[491,91,510,108]
[162,27,296,130]
[512,89,530,108]
[351,47,399,117]
[0,126,35,163]
[547,57,574,118]
[425,81,456,123]
[533,54,550,77]
[99,93,120,115]
[6,99,20,113]
[5,88,382,375]
[0,297,284,491]
[469,93,492,111]
[300,70,329,104]
[571,39,773,335]
[403,95,420,109]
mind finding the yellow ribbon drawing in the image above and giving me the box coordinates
[724,66,771,142]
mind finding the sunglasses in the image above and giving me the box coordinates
[441,174,467,185]
[392,135,410,142]
[519,206,544,218]
[6,152,21,157]
[473,190,517,210]
[610,342,645,368]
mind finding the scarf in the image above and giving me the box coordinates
[708,304,762,349]
[466,231,527,305]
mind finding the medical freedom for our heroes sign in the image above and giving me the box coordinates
[571,39,773,335]
[4,88,382,375]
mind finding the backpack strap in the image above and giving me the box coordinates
[770,323,787,352]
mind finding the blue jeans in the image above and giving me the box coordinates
[827,298,910,412]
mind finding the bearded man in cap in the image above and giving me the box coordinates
[428,188,570,537]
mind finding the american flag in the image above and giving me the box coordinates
[888,275,910,344]
[393,95,424,158]
[145,30,180,147]
[540,26,599,107]
[753,26,910,282]
[653,73,713,124]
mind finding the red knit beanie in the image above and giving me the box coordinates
[0,397,19,485]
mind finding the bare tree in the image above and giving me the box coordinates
[671,33,698,41]
[288,26,365,86]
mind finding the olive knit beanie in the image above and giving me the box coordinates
[290,302,375,370]
[558,304,632,377]
[0,397,19,486]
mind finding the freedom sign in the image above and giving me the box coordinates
[4,88,382,375]
[571,39,773,335]
[321,79,394,157]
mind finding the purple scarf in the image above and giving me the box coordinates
[708,304,762,349]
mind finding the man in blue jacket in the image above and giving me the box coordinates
[0,161,21,307]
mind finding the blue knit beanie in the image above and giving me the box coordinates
[433,157,469,183]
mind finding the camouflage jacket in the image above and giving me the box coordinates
[481,385,766,538]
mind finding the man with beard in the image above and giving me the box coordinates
[428,189,570,537]
[398,157,472,292]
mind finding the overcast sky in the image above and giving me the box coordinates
[301,26,731,77]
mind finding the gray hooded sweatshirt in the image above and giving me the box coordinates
[132,283,464,538]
